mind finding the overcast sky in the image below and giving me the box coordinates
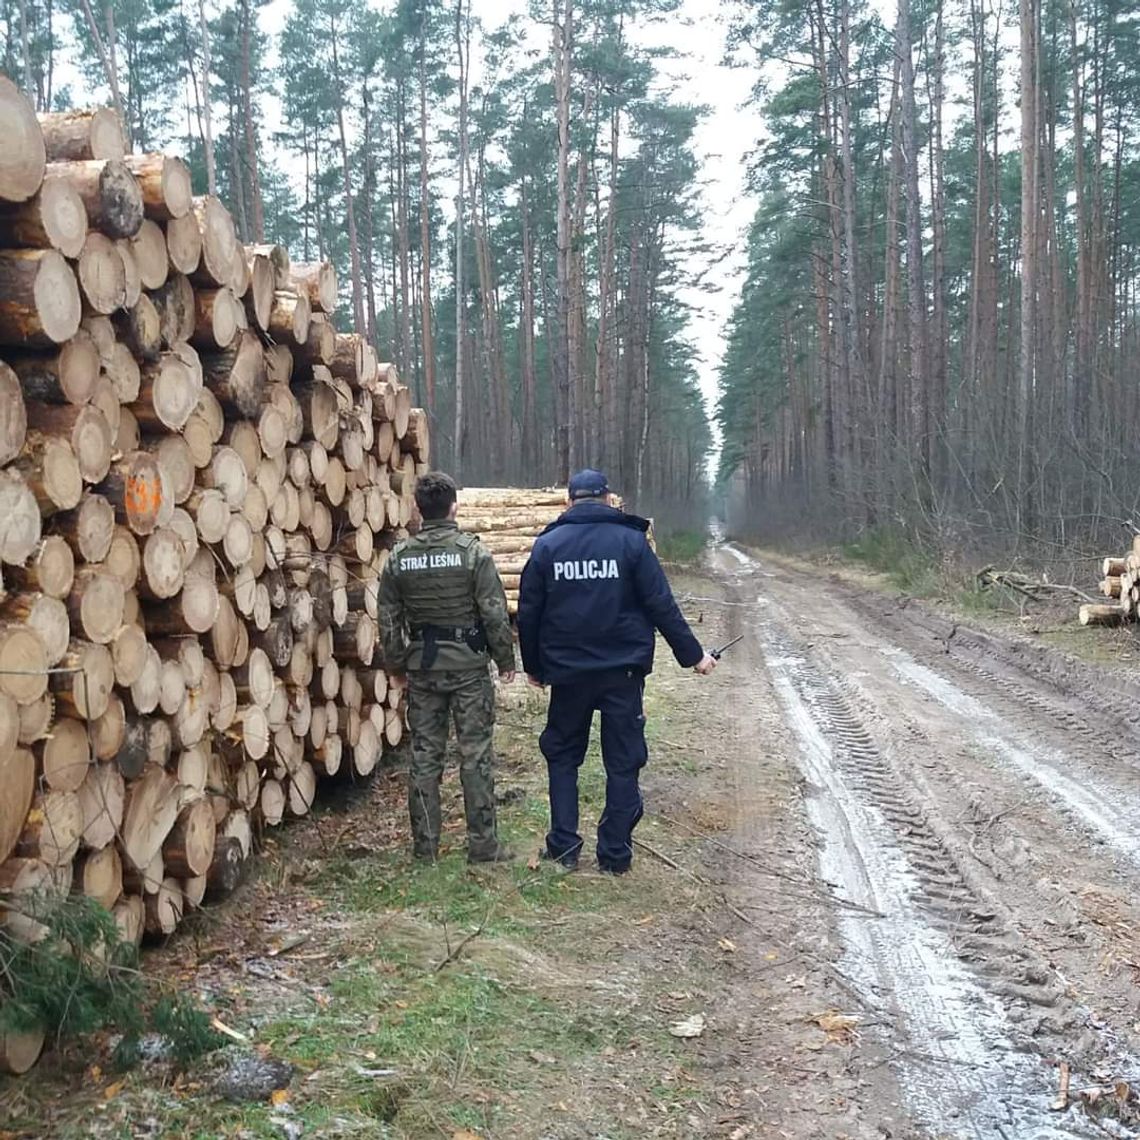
[639,3,765,447]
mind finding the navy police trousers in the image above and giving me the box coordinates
[539,668,648,872]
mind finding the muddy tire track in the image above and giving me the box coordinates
[840,587,1140,769]
[762,628,1090,1138]
[715,546,1140,1138]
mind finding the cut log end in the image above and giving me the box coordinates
[0,249,82,346]
[1079,603,1124,627]
[0,472,42,566]
[0,1024,46,1075]
[0,77,46,203]
[39,107,126,162]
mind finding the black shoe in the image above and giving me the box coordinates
[413,849,439,864]
[467,843,516,865]
[539,848,579,871]
[597,863,630,876]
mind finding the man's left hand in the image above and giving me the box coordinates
[499,669,517,684]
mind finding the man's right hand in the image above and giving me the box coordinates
[693,653,717,676]
[526,674,546,689]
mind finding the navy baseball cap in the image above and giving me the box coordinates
[568,468,610,499]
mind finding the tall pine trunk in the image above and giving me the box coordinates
[596,101,619,475]
[1018,0,1039,532]
[964,0,989,485]
[838,0,866,513]
[18,0,34,99]
[1069,0,1090,437]
[240,0,264,242]
[330,23,362,331]
[520,168,539,479]
[396,84,413,376]
[878,58,902,504]
[897,0,930,483]
[927,0,947,487]
[228,91,249,237]
[361,86,378,346]
[419,20,435,417]
[454,0,469,476]
[552,0,573,482]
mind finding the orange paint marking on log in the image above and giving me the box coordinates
[125,472,161,521]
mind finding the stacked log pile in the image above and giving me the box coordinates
[457,488,642,614]
[0,81,429,1071]
[1080,537,1140,627]
[456,489,568,614]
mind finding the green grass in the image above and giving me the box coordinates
[843,528,1034,617]
[242,963,621,1135]
[844,528,1032,615]
[655,528,708,564]
[953,580,1007,614]
[4,665,715,1140]
[844,526,943,595]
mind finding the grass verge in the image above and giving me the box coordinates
[655,528,707,565]
[842,527,943,596]
[1,674,726,1140]
[842,526,1018,614]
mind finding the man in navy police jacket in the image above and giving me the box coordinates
[517,469,716,874]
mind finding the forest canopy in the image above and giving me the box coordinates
[1,0,713,524]
[717,0,1140,559]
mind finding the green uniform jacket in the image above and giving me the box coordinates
[378,518,516,673]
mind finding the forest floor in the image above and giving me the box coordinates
[8,543,1140,1137]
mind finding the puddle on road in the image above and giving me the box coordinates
[722,543,753,567]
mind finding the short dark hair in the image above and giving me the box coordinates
[415,471,458,520]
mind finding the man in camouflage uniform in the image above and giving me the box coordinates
[379,471,517,864]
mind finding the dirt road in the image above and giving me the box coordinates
[684,540,1140,1139]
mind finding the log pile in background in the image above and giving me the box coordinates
[0,83,430,1072]
[456,489,567,614]
[1081,537,1140,627]
[456,488,639,615]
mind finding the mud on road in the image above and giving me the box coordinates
[674,542,1140,1139]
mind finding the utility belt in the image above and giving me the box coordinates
[413,623,488,669]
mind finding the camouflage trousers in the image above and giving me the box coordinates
[406,668,500,859]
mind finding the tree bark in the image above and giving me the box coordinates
[897,0,930,481]
[552,0,573,482]
[519,163,538,479]
[329,17,363,333]
[198,0,217,196]
[74,0,127,146]
[240,0,264,242]
[1018,0,1039,530]
[454,0,468,475]
[419,13,435,418]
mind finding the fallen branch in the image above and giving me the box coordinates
[632,836,683,872]
[975,567,1099,605]
[633,837,755,927]
[210,1016,249,1044]
[432,915,490,973]
[658,815,886,919]
[1051,1060,1071,1112]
